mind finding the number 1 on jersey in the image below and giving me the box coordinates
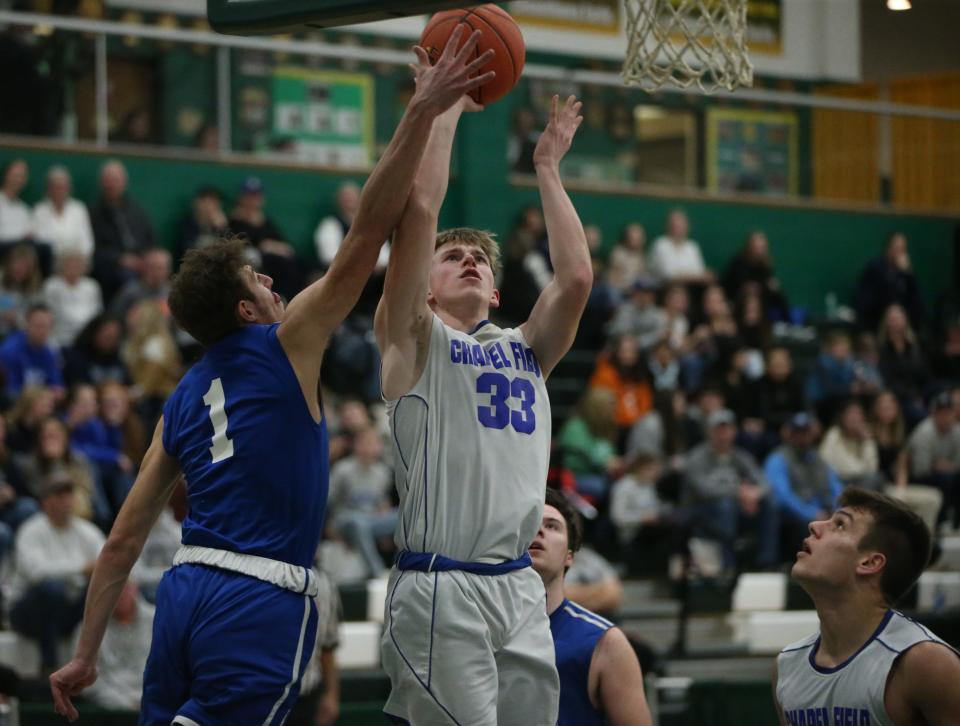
[202,378,234,463]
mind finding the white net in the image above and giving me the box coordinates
[622,0,753,93]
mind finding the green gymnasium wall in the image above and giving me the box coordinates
[2,124,954,317]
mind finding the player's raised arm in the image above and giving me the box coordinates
[278,26,494,374]
[519,95,593,378]
[375,94,479,399]
[50,419,181,722]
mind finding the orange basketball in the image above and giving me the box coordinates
[420,4,525,105]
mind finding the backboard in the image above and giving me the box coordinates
[207,0,465,35]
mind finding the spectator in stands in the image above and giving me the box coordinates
[0,242,43,336]
[854,232,924,332]
[507,106,539,174]
[42,251,103,348]
[564,541,624,618]
[897,391,960,529]
[681,385,727,450]
[0,160,32,254]
[647,209,712,286]
[66,384,133,515]
[31,165,94,266]
[315,181,364,270]
[682,285,739,392]
[754,347,806,438]
[607,222,646,296]
[174,186,230,261]
[647,339,681,394]
[662,282,691,353]
[63,315,131,388]
[878,303,930,427]
[498,208,551,327]
[606,275,666,350]
[0,303,64,400]
[870,390,906,482]
[131,502,180,603]
[764,413,843,560]
[932,317,960,381]
[16,415,105,527]
[99,380,147,469]
[79,580,154,710]
[805,330,856,425]
[109,247,171,321]
[228,175,305,300]
[8,470,105,671]
[327,426,395,578]
[575,255,619,353]
[819,399,883,490]
[90,160,155,302]
[852,332,884,399]
[123,300,182,429]
[682,409,776,572]
[610,453,673,575]
[288,568,341,726]
[6,385,55,453]
[327,397,372,464]
[0,413,36,560]
[588,334,654,441]
[558,388,622,501]
[721,230,788,321]
[734,289,771,354]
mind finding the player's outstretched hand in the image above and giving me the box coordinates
[533,95,584,169]
[50,658,97,722]
[410,24,496,115]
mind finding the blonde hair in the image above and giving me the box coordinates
[577,388,618,441]
[435,228,502,276]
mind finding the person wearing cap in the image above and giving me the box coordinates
[681,408,777,572]
[228,175,305,300]
[764,412,843,558]
[897,391,960,529]
[606,274,667,350]
[8,470,105,671]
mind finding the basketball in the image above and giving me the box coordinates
[419,4,525,105]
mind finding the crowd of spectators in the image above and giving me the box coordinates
[503,204,959,581]
[0,155,955,708]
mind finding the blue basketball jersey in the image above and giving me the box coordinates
[162,323,328,568]
[550,598,613,726]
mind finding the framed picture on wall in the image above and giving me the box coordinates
[706,108,798,196]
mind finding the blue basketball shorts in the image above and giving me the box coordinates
[140,563,319,726]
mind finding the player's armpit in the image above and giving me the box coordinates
[592,628,652,726]
[887,640,960,725]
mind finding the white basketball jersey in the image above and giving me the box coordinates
[777,609,959,726]
[387,315,551,563]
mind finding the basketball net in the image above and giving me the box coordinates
[622,0,753,93]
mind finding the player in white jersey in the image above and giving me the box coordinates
[774,487,960,725]
[375,93,591,725]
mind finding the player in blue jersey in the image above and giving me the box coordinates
[774,488,960,725]
[530,488,652,726]
[49,26,496,725]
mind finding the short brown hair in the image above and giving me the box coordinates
[545,487,583,556]
[169,238,252,346]
[435,228,502,276]
[839,487,932,605]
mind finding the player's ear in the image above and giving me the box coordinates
[489,288,501,309]
[565,549,574,570]
[236,298,257,324]
[855,550,885,578]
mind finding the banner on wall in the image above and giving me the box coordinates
[706,108,798,196]
[269,67,374,166]
[507,0,621,33]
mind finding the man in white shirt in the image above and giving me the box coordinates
[32,166,95,264]
[42,251,104,348]
[9,470,105,671]
[648,209,712,285]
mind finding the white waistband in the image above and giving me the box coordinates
[173,545,319,598]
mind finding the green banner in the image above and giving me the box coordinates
[270,67,374,167]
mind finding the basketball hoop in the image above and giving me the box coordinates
[622,0,753,93]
